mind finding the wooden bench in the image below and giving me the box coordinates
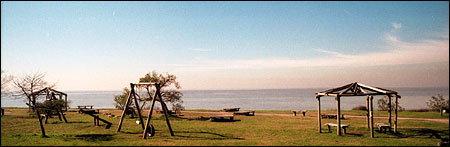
[321,114,344,119]
[209,115,234,122]
[223,108,240,112]
[376,123,391,133]
[234,111,255,116]
[324,123,349,134]
[292,110,307,116]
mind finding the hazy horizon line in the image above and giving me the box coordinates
[19,85,449,92]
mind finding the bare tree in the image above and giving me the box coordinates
[1,70,13,94]
[13,72,55,111]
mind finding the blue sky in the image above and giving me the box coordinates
[1,1,449,90]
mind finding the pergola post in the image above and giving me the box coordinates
[388,95,392,127]
[366,96,370,129]
[65,95,68,111]
[394,95,398,133]
[336,95,341,136]
[317,96,321,133]
[369,95,374,138]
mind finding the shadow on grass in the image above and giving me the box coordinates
[344,132,364,137]
[154,115,241,122]
[123,131,143,134]
[321,131,364,137]
[67,121,89,124]
[376,128,449,142]
[398,128,449,138]
[172,131,244,140]
[61,134,115,142]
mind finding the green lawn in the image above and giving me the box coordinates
[1,108,448,146]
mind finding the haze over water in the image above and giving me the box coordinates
[2,87,448,110]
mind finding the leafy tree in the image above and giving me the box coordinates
[139,71,184,113]
[427,94,449,116]
[35,99,66,115]
[113,71,184,114]
[377,96,404,111]
[113,88,131,110]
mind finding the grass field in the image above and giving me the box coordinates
[1,108,449,146]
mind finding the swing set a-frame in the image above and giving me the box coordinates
[116,82,174,139]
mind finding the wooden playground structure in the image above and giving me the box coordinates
[28,87,69,136]
[78,106,112,129]
[315,82,401,138]
[116,82,175,139]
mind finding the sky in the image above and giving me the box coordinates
[1,1,449,91]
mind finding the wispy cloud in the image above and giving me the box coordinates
[392,22,402,32]
[172,29,448,72]
[191,48,213,52]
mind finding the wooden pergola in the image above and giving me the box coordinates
[29,87,69,137]
[30,87,69,111]
[315,82,401,138]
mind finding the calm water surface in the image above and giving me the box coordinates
[1,87,448,110]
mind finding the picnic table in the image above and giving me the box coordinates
[324,123,349,134]
[321,114,344,119]
[223,108,240,112]
[209,115,234,122]
[77,105,96,114]
[292,110,307,116]
[233,111,255,116]
[77,105,93,109]
[79,109,99,114]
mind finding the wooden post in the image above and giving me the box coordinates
[160,98,174,136]
[317,96,322,133]
[369,95,374,138]
[366,96,370,129]
[133,89,145,130]
[94,115,97,125]
[56,108,63,121]
[143,86,159,139]
[394,95,398,133]
[336,95,341,136]
[96,115,100,126]
[388,95,392,127]
[65,95,68,111]
[59,107,68,123]
[116,83,134,132]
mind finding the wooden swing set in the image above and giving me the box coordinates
[116,82,174,139]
